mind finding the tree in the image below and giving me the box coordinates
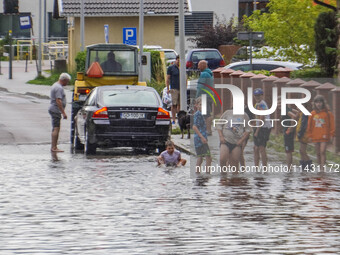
[315,12,337,76]
[244,0,329,65]
[188,16,242,49]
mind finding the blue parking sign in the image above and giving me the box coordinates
[123,28,137,45]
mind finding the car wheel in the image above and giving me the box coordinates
[73,127,84,152]
[70,94,76,143]
[85,130,96,155]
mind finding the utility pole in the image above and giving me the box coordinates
[179,0,187,110]
[9,29,12,79]
[38,0,42,76]
[138,0,144,81]
[44,0,47,42]
[80,0,85,51]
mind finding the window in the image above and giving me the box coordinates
[84,90,96,106]
[239,0,269,20]
[192,51,222,61]
[175,12,213,36]
[48,13,67,41]
[164,51,177,60]
[254,64,283,71]
[89,50,136,74]
[101,90,158,106]
[232,64,250,72]
[0,13,31,38]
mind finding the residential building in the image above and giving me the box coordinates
[0,0,67,41]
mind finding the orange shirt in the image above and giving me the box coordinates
[307,109,335,142]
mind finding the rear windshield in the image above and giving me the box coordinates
[164,51,177,60]
[192,51,221,61]
[100,90,159,106]
[88,50,136,75]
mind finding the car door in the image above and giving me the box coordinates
[76,89,97,142]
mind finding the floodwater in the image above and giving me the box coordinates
[0,144,339,254]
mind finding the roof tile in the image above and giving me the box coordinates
[59,0,190,17]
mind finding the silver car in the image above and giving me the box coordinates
[225,59,304,72]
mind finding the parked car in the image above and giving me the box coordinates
[225,59,304,72]
[163,49,178,65]
[186,48,225,73]
[143,45,163,50]
[231,46,316,66]
[231,46,263,63]
[73,85,171,155]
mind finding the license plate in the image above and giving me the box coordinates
[79,94,87,101]
[120,112,145,119]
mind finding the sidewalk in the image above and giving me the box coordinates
[171,124,220,157]
[0,60,73,99]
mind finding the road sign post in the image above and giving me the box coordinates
[237,32,264,70]
[104,24,109,43]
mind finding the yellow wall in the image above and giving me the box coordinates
[69,16,175,71]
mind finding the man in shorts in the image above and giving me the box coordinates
[253,88,271,167]
[48,73,71,152]
[166,55,180,124]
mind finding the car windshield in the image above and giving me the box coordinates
[100,90,159,106]
[192,51,221,60]
[88,50,136,74]
[164,51,177,60]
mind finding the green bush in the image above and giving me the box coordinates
[291,67,328,79]
[188,16,243,49]
[147,78,165,97]
[146,50,165,82]
[75,50,86,72]
[251,70,271,76]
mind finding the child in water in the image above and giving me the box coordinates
[157,140,187,167]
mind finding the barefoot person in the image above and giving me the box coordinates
[253,88,271,167]
[48,73,71,152]
[307,95,335,169]
[192,97,212,173]
[216,109,252,170]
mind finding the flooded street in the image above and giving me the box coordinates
[0,91,339,254]
[0,144,339,254]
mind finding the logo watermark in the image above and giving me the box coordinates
[201,84,311,116]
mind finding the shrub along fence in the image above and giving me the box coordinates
[212,68,340,153]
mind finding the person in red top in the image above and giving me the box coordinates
[307,95,335,168]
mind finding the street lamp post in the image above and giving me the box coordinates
[80,0,85,51]
[38,0,42,76]
[179,0,186,110]
[138,0,144,81]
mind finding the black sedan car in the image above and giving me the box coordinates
[73,85,171,154]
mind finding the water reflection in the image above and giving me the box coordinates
[0,145,339,254]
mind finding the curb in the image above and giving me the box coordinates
[174,144,194,155]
